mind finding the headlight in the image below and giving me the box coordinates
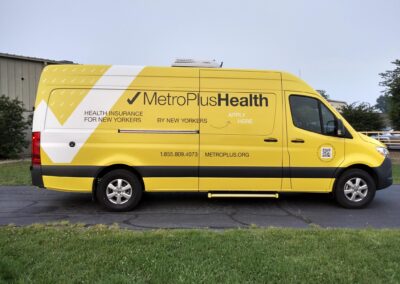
[376,146,389,157]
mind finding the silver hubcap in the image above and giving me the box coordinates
[344,177,368,202]
[106,179,132,205]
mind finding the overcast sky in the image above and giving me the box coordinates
[0,0,399,104]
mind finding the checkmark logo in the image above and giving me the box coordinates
[127,91,141,105]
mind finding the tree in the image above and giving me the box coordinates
[316,89,329,99]
[0,95,30,159]
[340,102,384,131]
[375,94,390,113]
[380,60,400,130]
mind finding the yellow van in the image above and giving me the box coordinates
[30,60,392,211]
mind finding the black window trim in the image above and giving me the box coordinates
[289,94,352,139]
[317,101,324,134]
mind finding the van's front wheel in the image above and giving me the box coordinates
[96,169,143,211]
[334,169,376,209]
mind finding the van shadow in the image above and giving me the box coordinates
[136,192,337,211]
[44,191,337,214]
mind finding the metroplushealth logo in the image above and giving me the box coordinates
[127,91,268,107]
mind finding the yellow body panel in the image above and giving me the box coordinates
[33,65,387,195]
[199,178,282,191]
[199,70,283,191]
[289,178,335,192]
[144,178,198,192]
[35,65,110,108]
[43,176,93,192]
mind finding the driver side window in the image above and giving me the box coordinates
[289,95,337,136]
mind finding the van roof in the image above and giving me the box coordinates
[40,64,316,94]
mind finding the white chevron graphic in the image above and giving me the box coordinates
[32,65,144,163]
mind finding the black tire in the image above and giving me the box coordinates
[334,169,376,209]
[96,169,143,212]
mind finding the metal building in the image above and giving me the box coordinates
[0,53,74,156]
[0,53,73,111]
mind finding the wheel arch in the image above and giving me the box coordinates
[333,164,378,192]
[91,164,145,198]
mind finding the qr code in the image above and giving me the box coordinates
[321,147,332,158]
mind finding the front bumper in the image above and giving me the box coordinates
[30,165,44,188]
[373,157,393,190]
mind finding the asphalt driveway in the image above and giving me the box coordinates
[0,185,399,229]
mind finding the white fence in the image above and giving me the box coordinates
[360,131,400,150]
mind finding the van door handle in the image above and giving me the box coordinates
[264,138,278,142]
[291,138,305,143]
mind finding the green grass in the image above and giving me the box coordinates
[0,225,400,283]
[0,161,31,185]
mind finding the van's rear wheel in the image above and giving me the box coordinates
[96,169,143,211]
[334,169,376,209]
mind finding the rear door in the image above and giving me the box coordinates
[199,69,283,191]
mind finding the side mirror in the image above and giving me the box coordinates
[337,119,345,137]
